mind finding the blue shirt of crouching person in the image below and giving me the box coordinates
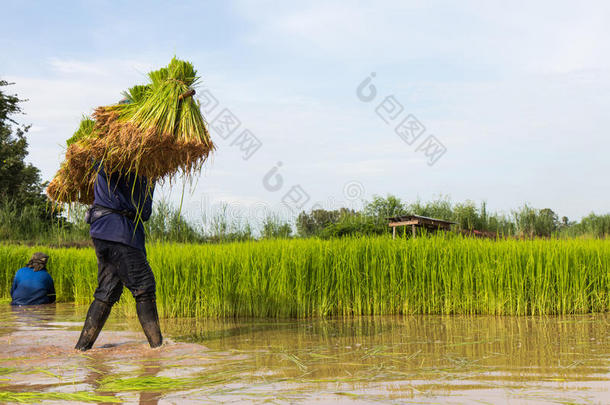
[11,252,56,306]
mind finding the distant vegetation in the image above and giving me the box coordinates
[4,194,610,246]
[295,195,606,240]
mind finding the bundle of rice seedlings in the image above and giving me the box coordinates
[92,57,214,179]
[65,116,99,146]
[47,117,101,204]
[46,162,94,205]
[47,57,214,205]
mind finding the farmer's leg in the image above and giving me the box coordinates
[75,239,124,351]
[113,244,162,348]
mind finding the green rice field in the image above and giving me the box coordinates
[1,236,608,318]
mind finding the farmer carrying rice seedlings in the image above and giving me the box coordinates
[74,163,162,351]
[46,57,213,350]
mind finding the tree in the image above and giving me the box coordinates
[577,213,610,238]
[365,195,407,220]
[0,80,51,218]
[453,200,480,231]
[513,205,559,238]
[407,195,453,220]
[296,208,355,237]
[262,214,292,239]
[319,213,385,238]
[537,208,559,237]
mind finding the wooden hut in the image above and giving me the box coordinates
[387,214,456,239]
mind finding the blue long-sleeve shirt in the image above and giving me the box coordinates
[89,165,154,252]
[11,267,56,305]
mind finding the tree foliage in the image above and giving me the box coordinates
[0,79,52,222]
[296,208,355,237]
[261,214,292,239]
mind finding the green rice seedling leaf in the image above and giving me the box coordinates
[66,116,97,147]
[0,367,16,375]
[97,375,196,392]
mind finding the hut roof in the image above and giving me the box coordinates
[386,214,457,225]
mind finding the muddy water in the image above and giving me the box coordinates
[0,304,608,404]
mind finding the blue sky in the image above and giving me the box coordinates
[2,0,610,223]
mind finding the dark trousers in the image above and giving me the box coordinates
[92,238,156,305]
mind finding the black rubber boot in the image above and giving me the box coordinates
[136,299,163,348]
[75,299,112,351]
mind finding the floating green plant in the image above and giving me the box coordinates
[97,376,193,392]
[0,367,16,375]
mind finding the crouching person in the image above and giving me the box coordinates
[11,252,55,306]
[75,165,162,351]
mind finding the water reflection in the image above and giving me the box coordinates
[9,304,57,326]
[0,304,59,338]
[137,358,162,405]
[169,315,610,382]
[84,355,119,405]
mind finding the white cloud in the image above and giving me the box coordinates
[49,58,108,76]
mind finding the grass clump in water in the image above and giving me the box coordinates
[0,367,16,375]
[98,376,193,392]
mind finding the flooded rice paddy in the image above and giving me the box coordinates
[0,304,608,404]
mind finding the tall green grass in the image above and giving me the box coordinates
[0,236,607,317]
